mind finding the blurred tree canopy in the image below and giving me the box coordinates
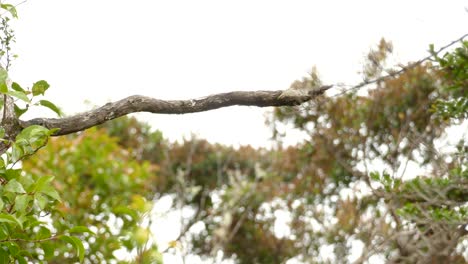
[22,129,160,263]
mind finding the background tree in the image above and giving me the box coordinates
[22,129,161,263]
[61,39,467,263]
[267,39,467,263]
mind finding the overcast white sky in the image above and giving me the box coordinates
[8,0,468,147]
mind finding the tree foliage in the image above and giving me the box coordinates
[22,129,160,263]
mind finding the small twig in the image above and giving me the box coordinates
[161,197,208,254]
[327,32,468,99]
[0,234,60,243]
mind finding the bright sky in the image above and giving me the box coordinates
[8,0,467,148]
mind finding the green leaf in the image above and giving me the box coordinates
[0,226,8,240]
[5,169,21,181]
[17,251,32,262]
[68,226,95,235]
[0,68,7,83]
[0,213,21,228]
[15,125,50,154]
[113,206,138,221]
[4,179,26,193]
[41,242,55,260]
[18,174,34,193]
[10,144,24,164]
[21,216,42,229]
[60,236,85,263]
[31,80,50,96]
[0,4,18,18]
[16,256,27,264]
[11,82,25,93]
[5,90,29,102]
[14,195,30,213]
[40,186,61,202]
[0,127,4,139]
[0,199,4,211]
[370,171,380,181]
[0,248,8,264]
[24,125,49,138]
[38,100,62,116]
[18,125,49,140]
[0,68,8,93]
[14,104,28,118]
[0,83,6,94]
[36,226,51,240]
[34,193,48,210]
[32,175,54,193]
[47,128,61,136]
[4,242,19,256]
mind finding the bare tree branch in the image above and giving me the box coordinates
[19,87,332,136]
[327,32,468,99]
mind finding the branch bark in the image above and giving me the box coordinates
[19,86,332,136]
[0,78,21,153]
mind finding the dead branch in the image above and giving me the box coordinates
[19,87,331,136]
